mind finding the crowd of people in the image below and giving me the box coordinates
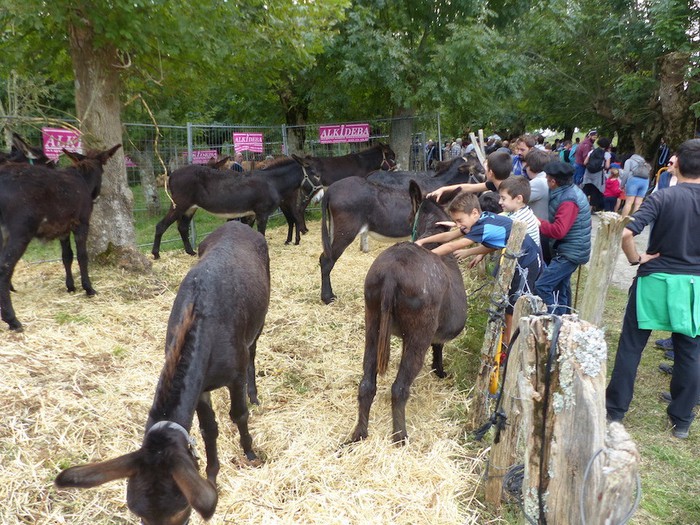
[417,133,699,440]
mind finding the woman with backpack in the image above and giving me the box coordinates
[582,137,612,212]
[620,152,652,217]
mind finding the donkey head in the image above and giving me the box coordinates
[62,144,121,200]
[409,180,453,247]
[377,142,397,170]
[9,133,56,167]
[55,423,217,525]
[459,151,486,182]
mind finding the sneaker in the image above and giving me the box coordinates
[658,363,674,375]
[660,391,700,405]
[664,350,675,361]
[655,337,674,351]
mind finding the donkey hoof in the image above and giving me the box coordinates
[186,250,196,257]
[152,252,161,260]
[432,368,447,379]
[85,289,97,297]
[321,295,336,305]
[7,319,23,332]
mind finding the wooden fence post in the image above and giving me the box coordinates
[469,220,527,429]
[519,315,639,524]
[484,294,546,507]
[579,212,631,325]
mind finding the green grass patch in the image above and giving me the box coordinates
[54,312,90,325]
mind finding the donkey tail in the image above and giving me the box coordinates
[376,280,394,376]
[321,193,333,260]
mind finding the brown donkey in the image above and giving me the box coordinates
[349,181,468,444]
[56,221,271,524]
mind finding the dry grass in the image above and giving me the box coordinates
[0,224,491,524]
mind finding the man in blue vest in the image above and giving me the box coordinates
[606,139,700,439]
[535,161,592,315]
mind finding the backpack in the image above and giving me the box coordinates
[586,147,605,173]
[631,155,651,179]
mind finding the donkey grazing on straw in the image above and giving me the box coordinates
[349,181,467,444]
[0,144,121,332]
[56,221,271,525]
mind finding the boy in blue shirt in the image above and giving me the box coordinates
[416,192,542,342]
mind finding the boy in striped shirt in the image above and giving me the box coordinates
[497,176,541,247]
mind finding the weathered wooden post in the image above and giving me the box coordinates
[484,294,546,506]
[579,212,631,325]
[518,315,640,524]
[469,220,527,429]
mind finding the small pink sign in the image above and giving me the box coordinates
[183,149,219,165]
[41,127,83,161]
[125,156,137,168]
[319,123,370,144]
[233,132,264,153]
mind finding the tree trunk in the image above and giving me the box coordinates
[68,20,138,257]
[389,106,414,171]
[132,148,161,216]
[658,51,693,149]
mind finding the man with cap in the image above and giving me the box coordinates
[574,130,597,185]
[535,161,592,314]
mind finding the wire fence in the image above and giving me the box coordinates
[1,113,442,262]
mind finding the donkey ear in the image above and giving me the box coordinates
[11,133,34,157]
[291,154,306,166]
[62,149,86,164]
[172,462,218,520]
[55,451,141,488]
[409,180,422,217]
[97,144,122,164]
[212,157,230,170]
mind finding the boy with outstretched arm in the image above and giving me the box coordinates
[427,150,513,203]
[415,192,542,346]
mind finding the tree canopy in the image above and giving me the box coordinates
[1,0,698,153]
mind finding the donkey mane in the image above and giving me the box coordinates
[261,156,295,170]
[153,303,196,417]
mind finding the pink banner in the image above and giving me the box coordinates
[125,156,137,168]
[41,127,82,161]
[183,149,219,165]
[319,123,370,144]
[233,132,264,153]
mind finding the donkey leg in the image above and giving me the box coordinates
[391,337,432,445]
[73,226,95,296]
[177,212,196,256]
[227,377,257,461]
[152,206,180,259]
[0,235,33,331]
[196,392,221,483]
[60,237,76,293]
[359,231,370,253]
[431,344,447,378]
[255,214,269,238]
[349,314,381,442]
[247,337,260,405]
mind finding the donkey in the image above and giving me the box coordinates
[0,144,121,331]
[55,221,271,525]
[349,181,467,445]
[151,157,321,258]
[365,153,485,188]
[319,155,483,304]
[0,132,56,167]
[291,142,396,187]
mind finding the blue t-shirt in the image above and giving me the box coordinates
[461,212,541,268]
